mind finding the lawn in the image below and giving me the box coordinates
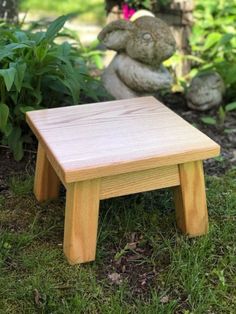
[0,155,235,313]
[20,0,105,24]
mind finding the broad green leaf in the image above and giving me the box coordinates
[0,103,9,131]
[203,32,222,51]
[0,67,16,91]
[13,140,23,161]
[3,122,13,137]
[225,101,236,112]
[10,91,18,105]
[0,48,14,62]
[58,42,71,56]
[32,32,46,44]
[201,116,217,125]
[90,54,103,69]
[8,127,21,151]
[45,15,70,42]
[218,33,234,46]
[224,65,236,84]
[30,89,42,105]
[224,128,236,134]
[59,76,80,104]
[59,63,80,104]
[14,31,29,42]
[5,42,31,50]
[35,65,58,76]
[12,62,27,92]
[34,43,48,61]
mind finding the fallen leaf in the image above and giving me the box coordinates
[34,289,42,307]
[108,272,122,285]
[160,295,169,304]
[130,232,137,242]
[126,242,138,250]
[141,279,147,286]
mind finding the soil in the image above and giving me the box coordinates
[0,93,235,185]
[160,93,236,176]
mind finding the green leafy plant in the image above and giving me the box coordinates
[201,101,236,126]
[190,0,236,101]
[0,15,106,160]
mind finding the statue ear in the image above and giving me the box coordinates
[98,19,134,51]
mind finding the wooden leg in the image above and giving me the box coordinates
[34,143,60,201]
[63,179,100,264]
[174,161,208,236]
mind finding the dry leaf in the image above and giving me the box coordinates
[108,272,122,285]
[160,295,169,304]
[127,242,138,250]
[34,289,42,306]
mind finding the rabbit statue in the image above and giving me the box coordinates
[98,16,176,99]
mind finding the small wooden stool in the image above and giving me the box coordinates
[26,97,220,265]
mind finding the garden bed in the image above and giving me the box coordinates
[1,92,235,191]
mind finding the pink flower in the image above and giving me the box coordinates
[122,3,136,20]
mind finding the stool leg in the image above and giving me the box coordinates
[34,143,60,201]
[63,180,100,264]
[174,161,208,236]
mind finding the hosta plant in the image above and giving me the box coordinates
[0,15,106,160]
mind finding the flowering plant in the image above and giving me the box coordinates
[122,3,136,19]
[122,0,151,19]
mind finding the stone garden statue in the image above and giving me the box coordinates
[98,16,176,99]
[186,72,225,111]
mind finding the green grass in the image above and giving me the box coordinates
[20,0,105,24]
[0,170,236,313]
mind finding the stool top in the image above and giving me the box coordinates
[26,97,220,183]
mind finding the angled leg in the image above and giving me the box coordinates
[34,143,60,201]
[174,161,208,236]
[63,179,100,264]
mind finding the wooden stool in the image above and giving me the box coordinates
[26,97,220,265]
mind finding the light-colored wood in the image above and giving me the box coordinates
[63,179,100,264]
[34,143,60,201]
[28,98,221,264]
[26,96,220,183]
[174,161,208,236]
[100,165,180,200]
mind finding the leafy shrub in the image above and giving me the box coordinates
[190,0,236,101]
[0,15,106,160]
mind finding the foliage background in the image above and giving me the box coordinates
[190,0,236,101]
[1,0,236,158]
[0,15,107,160]
[20,0,105,23]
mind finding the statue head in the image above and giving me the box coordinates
[98,16,176,66]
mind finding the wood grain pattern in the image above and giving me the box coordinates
[100,165,180,199]
[26,97,220,183]
[174,161,208,236]
[63,179,100,264]
[34,143,60,201]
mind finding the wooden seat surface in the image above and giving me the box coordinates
[26,96,220,183]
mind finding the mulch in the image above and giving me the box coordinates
[161,93,236,176]
[0,92,235,188]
